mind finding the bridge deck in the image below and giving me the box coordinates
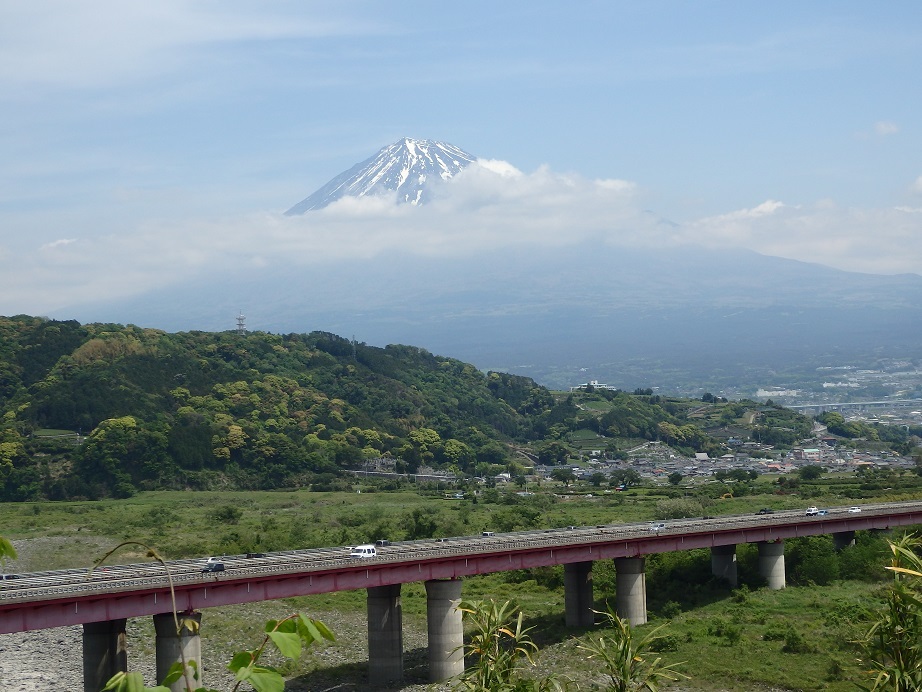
[2,501,921,633]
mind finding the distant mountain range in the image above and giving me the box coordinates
[57,139,922,396]
[285,138,477,213]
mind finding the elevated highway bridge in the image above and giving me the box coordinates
[3,500,921,690]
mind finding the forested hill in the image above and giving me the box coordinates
[0,316,555,499]
[5,317,891,505]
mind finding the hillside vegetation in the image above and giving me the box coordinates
[0,316,918,502]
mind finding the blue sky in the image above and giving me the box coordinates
[2,1,922,316]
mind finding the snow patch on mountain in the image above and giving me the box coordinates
[285,138,478,214]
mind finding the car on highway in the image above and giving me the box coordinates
[648,522,666,532]
[805,506,819,516]
[349,544,377,559]
[202,556,226,573]
[1,573,21,581]
[848,506,862,513]
[757,508,775,515]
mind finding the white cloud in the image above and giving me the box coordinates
[40,238,77,250]
[686,200,922,275]
[1,164,921,316]
[875,121,899,136]
[912,176,922,194]
[0,1,376,90]
[474,159,523,178]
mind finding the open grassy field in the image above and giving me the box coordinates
[0,486,715,565]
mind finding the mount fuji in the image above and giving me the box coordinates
[59,138,922,395]
[285,138,477,213]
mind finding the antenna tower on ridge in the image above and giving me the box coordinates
[236,311,246,335]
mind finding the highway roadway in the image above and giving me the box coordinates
[3,500,921,613]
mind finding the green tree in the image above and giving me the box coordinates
[610,469,641,488]
[860,534,922,691]
[551,468,576,487]
[213,505,243,525]
[444,438,475,469]
[667,472,683,486]
[77,416,172,497]
[578,607,687,691]
[409,427,442,464]
[536,440,570,465]
[787,536,840,585]
[589,472,608,487]
[798,465,824,481]
[654,498,704,520]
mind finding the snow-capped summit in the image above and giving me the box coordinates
[285,138,477,214]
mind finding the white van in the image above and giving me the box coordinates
[349,544,377,559]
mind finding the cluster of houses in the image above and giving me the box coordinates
[524,438,916,486]
[353,436,917,489]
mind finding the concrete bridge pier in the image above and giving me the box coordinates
[154,612,203,692]
[367,584,403,685]
[83,618,127,692]
[833,531,856,551]
[758,540,786,589]
[425,578,465,681]
[614,557,646,625]
[564,561,595,627]
[710,544,738,587]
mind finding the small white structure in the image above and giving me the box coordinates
[349,544,377,558]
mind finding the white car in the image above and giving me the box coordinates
[805,506,819,516]
[349,544,377,559]
[202,556,225,573]
[848,506,862,513]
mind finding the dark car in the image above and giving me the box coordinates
[0,573,21,580]
[245,552,267,559]
[757,508,775,515]
[201,561,225,573]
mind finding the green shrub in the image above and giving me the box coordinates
[660,601,682,619]
[826,657,846,681]
[762,624,790,641]
[787,535,840,585]
[707,617,742,645]
[212,504,243,524]
[648,634,680,652]
[781,628,817,654]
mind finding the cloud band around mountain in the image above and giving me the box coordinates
[1,161,921,316]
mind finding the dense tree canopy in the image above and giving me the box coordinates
[2,316,905,502]
[0,317,556,499]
